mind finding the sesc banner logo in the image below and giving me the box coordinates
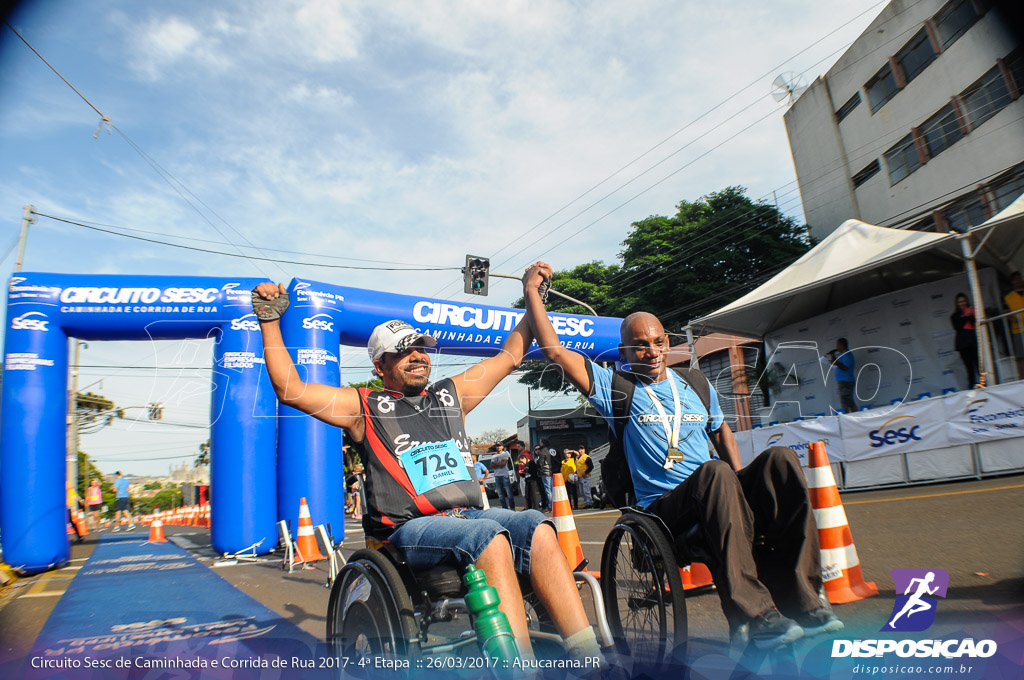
[302,314,334,332]
[11,311,50,331]
[230,313,260,332]
[883,568,948,632]
[869,415,922,448]
[832,568,996,660]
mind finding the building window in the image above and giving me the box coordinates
[866,64,899,112]
[852,160,881,187]
[885,134,922,185]
[896,30,937,84]
[835,92,861,123]
[961,66,1012,129]
[934,0,979,48]
[991,167,1024,212]
[944,192,987,233]
[921,104,964,158]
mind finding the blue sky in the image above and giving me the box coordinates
[0,0,884,476]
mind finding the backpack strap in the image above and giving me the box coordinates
[670,366,712,414]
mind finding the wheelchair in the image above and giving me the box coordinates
[326,538,613,677]
[598,506,705,670]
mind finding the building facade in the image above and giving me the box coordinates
[785,0,1024,240]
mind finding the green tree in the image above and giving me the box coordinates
[195,440,210,467]
[614,186,809,325]
[136,487,183,515]
[144,481,163,491]
[514,187,810,394]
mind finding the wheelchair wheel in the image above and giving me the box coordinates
[327,549,420,677]
[600,511,687,668]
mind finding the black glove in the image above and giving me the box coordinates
[251,288,289,321]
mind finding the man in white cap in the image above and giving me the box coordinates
[251,277,604,664]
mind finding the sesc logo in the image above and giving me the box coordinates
[9,276,27,290]
[230,313,260,332]
[302,313,334,332]
[11,311,50,331]
[869,415,922,448]
[221,282,242,293]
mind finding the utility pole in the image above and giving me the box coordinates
[15,205,36,272]
[66,340,86,491]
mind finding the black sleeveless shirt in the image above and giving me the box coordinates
[352,378,482,538]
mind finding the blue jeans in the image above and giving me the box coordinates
[541,475,553,510]
[494,475,515,510]
[388,508,551,573]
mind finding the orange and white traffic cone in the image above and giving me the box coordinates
[680,562,714,590]
[808,441,878,603]
[146,518,167,543]
[551,473,595,575]
[295,497,327,562]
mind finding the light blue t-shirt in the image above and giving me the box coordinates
[834,352,855,383]
[114,476,130,498]
[473,461,488,481]
[587,361,724,507]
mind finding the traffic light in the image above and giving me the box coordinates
[464,255,490,296]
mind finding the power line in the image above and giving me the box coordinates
[34,214,446,267]
[4,21,283,280]
[33,212,460,271]
[431,0,906,298]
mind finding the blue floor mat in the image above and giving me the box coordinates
[18,533,330,679]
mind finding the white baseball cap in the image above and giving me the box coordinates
[367,320,437,361]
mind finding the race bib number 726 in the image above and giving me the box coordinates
[399,440,472,495]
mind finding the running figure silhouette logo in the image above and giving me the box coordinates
[883,568,950,632]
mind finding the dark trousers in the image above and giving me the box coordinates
[522,478,541,510]
[958,346,979,388]
[647,447,823,626]
[566,482,578,509]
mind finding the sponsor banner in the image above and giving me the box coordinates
[839,398,949,461]
[731,428,756,466]
[763,269,998,420]
[946,382,1024,444]
[751,416,845,463]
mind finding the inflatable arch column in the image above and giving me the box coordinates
[0,274,278,572]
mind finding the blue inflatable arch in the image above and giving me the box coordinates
[1,273,623,573]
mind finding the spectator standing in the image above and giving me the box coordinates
[472,452,490,507]
[490,443,515,511]
[827,338,857,413]
[66,481,84,543]
[1004,272,1024,379]
[561,449,578,510]
[577,447,594,508]
[112,471,134,532]
[534,443,553,511]
[950,293,979,389]
[517,448,540,510]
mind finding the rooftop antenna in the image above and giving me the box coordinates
[771,72,809,105]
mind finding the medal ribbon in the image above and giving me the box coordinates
[643,372,683,466]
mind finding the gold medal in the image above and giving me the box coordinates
[666,447,684,462]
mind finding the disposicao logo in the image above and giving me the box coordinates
[832,569,997,659]
[883,568,948,632]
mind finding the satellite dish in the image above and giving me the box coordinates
[771,72,809,105]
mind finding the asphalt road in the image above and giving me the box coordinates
[2,474,1022,673]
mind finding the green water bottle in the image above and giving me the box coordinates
[463,564,521,663]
